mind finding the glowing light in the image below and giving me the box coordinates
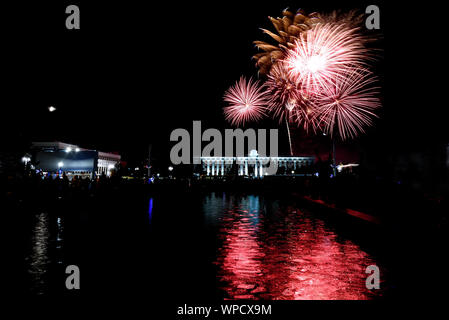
[75,148,80,152]
[285,101,295,112]
[168,166,174,172]
[65,147,72,153]
[337,163,359,172]
[108,164,114,170]
[22,156,31,163]
[214,195,381,300]
[249,150,258,157]
[223,76,269,126]
[48,106,56,112]
[265,63,319,132]
[306,54,326,73]
[148,198,154,221]
[253,8,323,75]
[285,23,368,92]
[266,63,303,121]
[312,69,380,140]
[57,162,64,168]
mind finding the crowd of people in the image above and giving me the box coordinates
[1,169,122,205]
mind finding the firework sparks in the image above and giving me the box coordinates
[284,23,368,92]
[265,62,318,132]
[244,9,380,142]
[253,8,322,75]
[312,69,380,140]
[266,63,303,121]
[223,77,269,126]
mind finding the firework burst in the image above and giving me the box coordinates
[265,62,317,132]
[253,8,322,75]
[312,68,380,140]
[231,8,381,143]
[265,63,302,120]
[284,23,368,93]
[223,77,269,126]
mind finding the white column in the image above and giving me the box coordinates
[245,160,248,176]
[254,161,258,178]
[259,162,263,177]
[221,161,224,176]
[212,162,215,176]
[207,162,210,176]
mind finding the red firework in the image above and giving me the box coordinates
[223,76,269,126]
[311,68,380,140]
[266,62,318,132]
[266,63,302,120]
[284,23,368,93]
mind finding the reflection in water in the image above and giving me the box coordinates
[55,216,64,265]
[27,213,50,295]
[208,194,381,300]
[149,198,154,222]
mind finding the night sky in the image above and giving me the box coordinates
[2,1,446,166]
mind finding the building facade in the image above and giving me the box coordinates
[32,141,121,178]
[197,150,315,178]
[97,151,121,176]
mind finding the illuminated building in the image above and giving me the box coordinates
[31,141,121,178]
[197,150,314,178]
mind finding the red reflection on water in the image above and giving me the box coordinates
[214,196,380,300]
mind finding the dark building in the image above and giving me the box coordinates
[32,141,121,179]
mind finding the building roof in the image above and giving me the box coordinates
[32,141,120,160]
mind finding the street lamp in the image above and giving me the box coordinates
[322,131,337,177]
[168,166,173,172]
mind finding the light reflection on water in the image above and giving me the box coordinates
[206,194,381,300]
[55,216,64,265]
[26,212,50,295]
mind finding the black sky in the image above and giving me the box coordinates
[2,1,447,164]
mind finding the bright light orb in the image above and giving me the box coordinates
[285,100,296,112]
[306,55,326,73]
[291,53,327,75]
[285,23,368,92]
